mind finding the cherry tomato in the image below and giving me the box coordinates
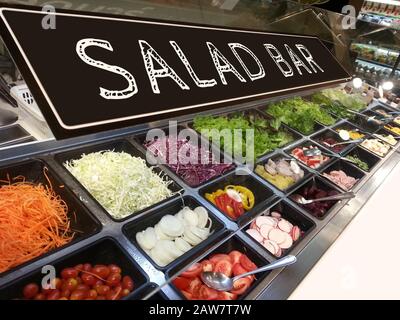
[75,284,90,292]
[121,288,131,298]
[23,283,39,299]
[218,292,238,300]
[82,263,92,272]
[74,264,83,272]
[106,290,119,300]
[239,255,257,272]
[47,289,61,300]
[201,260,214,272]
[199,285,219,300]
[230,277,252,295]
[232,263,247,277]
[61,267,78,280]
[92,265,111,279]
[93,279,104,287]
[81,273,96,286]
[209,254,231,264]
[107,273,122,286]
[61,289,71,299]
[181,263,202,279]
[214,260,233,277]
[63,278,78,291]
[108,264,121,274]
[228,251,243,265]
[96,285,111,296]
[96,295,106,300]
[34,293,46,301]
[172,277,191,291]
[121,275,134,291]
[87,289,98,299]
[52,278,63,290]
[58,297,68,300]
[70,289,88,300]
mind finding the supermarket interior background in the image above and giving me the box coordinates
[0,0,400,301]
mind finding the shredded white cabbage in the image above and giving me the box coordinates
[64,150,174,219]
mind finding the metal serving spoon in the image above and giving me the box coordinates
[290,192,355,205]
[302,148,358,165]
[201,255,297,291]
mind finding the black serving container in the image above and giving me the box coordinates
[289,176,344,220]
[243,199,316,257]
[348,113,381,133]
[122,196,226,271]
[199,171,276,226]
[331,121,368,139]
[54,139,182,222]
[134,123,236,188]
[359,137,391,158]
[0,159,101,277]
[320,159,366,191]
[0,238,148,300]
[343,146,381,172]
[253,152,312,193]
[311,128,354,154]
[128,283,168,300]
[166,235,271,300]
[373,129,400,147]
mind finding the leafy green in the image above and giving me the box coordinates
[193,113,294,161]
[265,97,336,134]
[316,88,367,111]
[312,92,355,120]
[346,155,369,171]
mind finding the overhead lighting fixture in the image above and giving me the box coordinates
[382,80,394,91]
[352,77,363,89]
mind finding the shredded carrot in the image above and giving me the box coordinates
[0,170,74,273]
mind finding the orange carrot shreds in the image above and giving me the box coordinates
[0,180,74,274]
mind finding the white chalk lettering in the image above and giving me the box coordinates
[228,43,265,81]
[296,44,324,73]
[264,44,293,77]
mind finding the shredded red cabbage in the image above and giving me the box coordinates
[144,136,234,187]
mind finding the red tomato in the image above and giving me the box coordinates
[230,277,252,295]
[23,283,39,299]
[173,277,191,291]
[47,289,61,300]
[201,260,214,272]
[181,290,193,300]
[239,254,257,272]
[60,267,78,280]
[214,260,233,277]
[122,276,134,291]
[186,277,202,298]
[199,285,219,300]
[232,263,247,277]
[218,291,238,300]
[229,251,243,265]
[181,263,203,279]
[209,254,231,264]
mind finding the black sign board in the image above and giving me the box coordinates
[0,7,350,139]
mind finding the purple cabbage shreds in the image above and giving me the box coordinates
[144,136,234,187]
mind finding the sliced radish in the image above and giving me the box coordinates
[278,219,293,234]
[279,233,293,249]
[268,228,287,245]
[291,226,301,241]
[275,247,282,257]
[259,224,274,239]
[250,220,258,231]
[246,229,264,243]
[256,216,276,229]
[263,239,279,255]
[270,211,282,219]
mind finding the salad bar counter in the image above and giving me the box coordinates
[1,85,400,300]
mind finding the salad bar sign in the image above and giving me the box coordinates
[0,7,350,138]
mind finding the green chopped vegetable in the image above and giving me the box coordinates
[64,151,174,219]
[265,97,336,134]
[193,113,293,161]
[346,155,369,171]
[312,92,355,120]
[316,88,367,111]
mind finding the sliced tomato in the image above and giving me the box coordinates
[201,259,214,272]
[181,263,203,279]
[239,254,257,272]
[214,260,233,277]
[307,158,321,167]
[232,263,247,277]
[187,277,202,298]
[230,277,252,295]
[229,251,243,265]
[173,276,191,291]
[181,290,193,300]
[218,291,238,300]
[209,254,231,264]
[199,285,219,300]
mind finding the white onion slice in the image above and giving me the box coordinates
[142,227,157,250]
[175,238,192,253]
[183,208,199,226]
[154,223,174,240]
[159,215,184,237]
[194,206,209,228]
[190,226,210,240]
[158,240,184,259]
